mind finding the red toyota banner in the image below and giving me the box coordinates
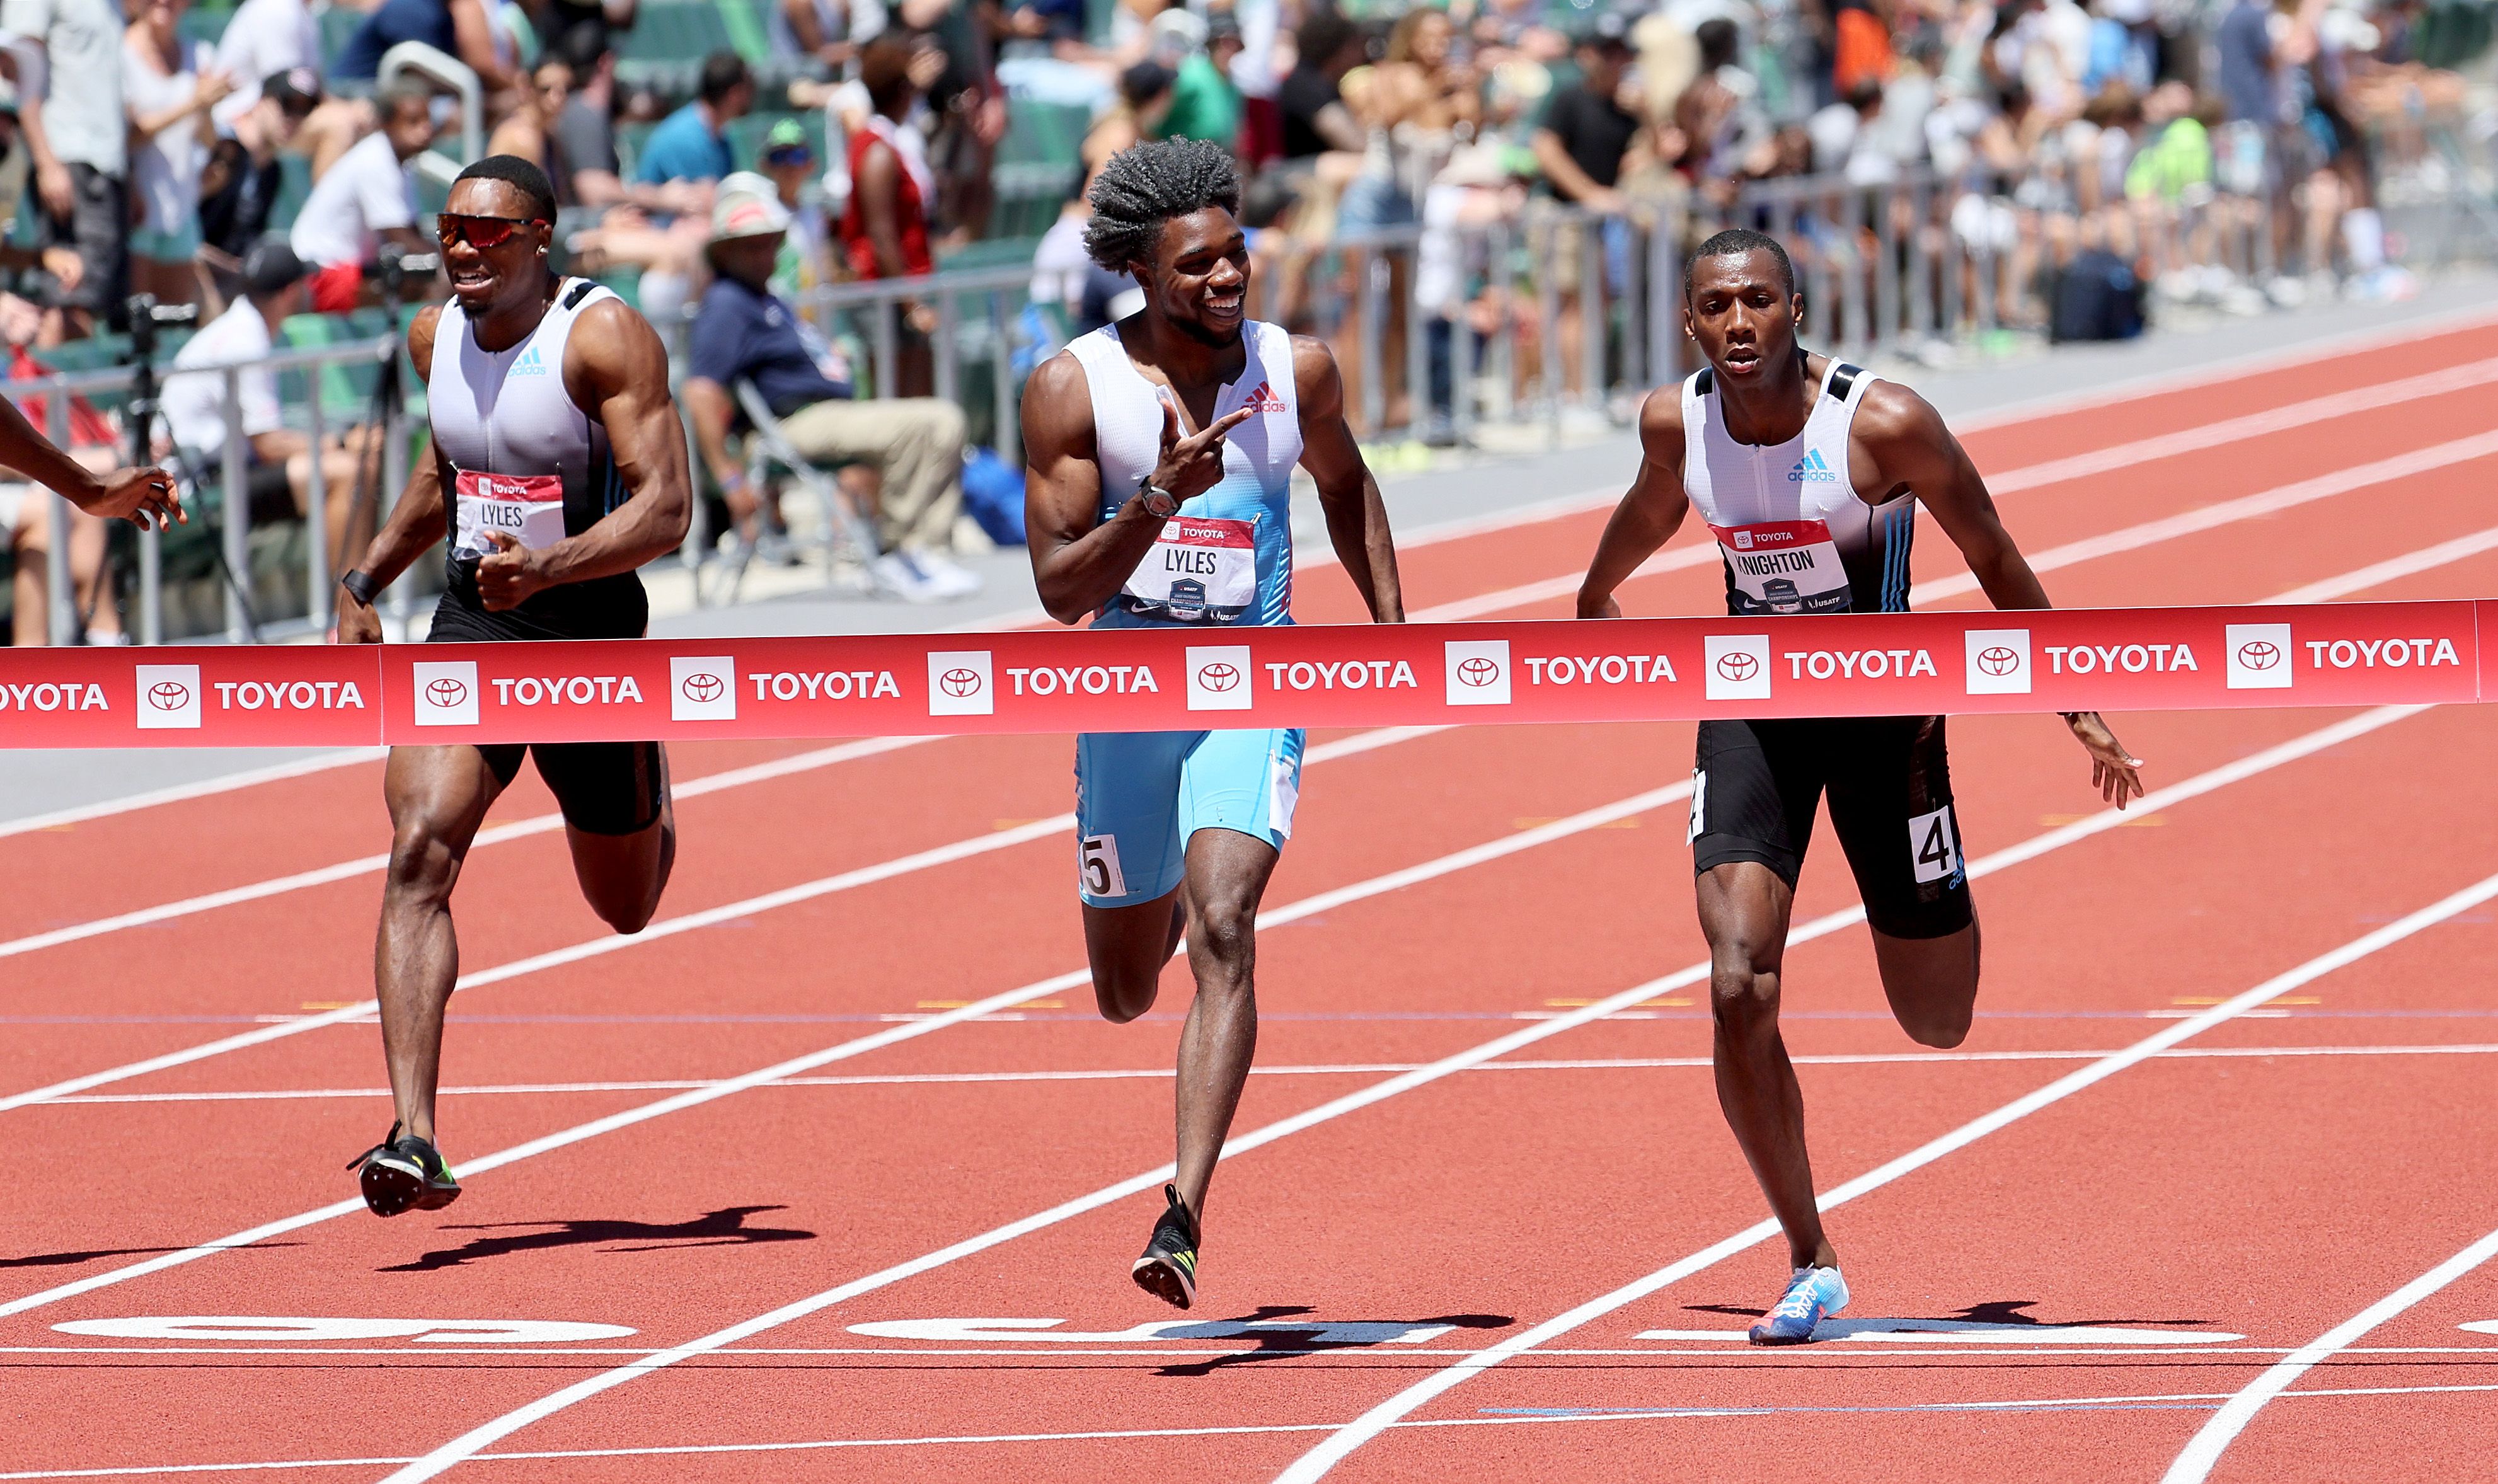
[0,602,2482,749]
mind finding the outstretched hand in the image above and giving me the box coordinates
[474,530,549,611]
[2066,711,2145,809]
[77,466,185,530]
[1148,398,1253,505]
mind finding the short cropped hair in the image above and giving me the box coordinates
[454,154,558,223]
[1083,138,1241,272]
[1684,227,1797,298]
[698,50,750,105]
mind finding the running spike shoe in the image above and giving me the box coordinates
[1131,1183,1200,1310]
[1749,1265,1848,1345]
[346,1124,461,1217]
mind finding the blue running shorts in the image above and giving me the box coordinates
[1073,727,1304,907]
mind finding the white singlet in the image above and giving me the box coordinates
[1068,319,1302,628]
[428,277,628,563]
[1681,357,1913,616]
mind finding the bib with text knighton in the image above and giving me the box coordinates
[454,469,567,556]
[1710,519,1851,614]
[1119,515,1258,623]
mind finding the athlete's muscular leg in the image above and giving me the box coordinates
[1699,861,1838,1272]
[1870,916,1980,1049]
[377,746,503,1146]
[1170,826,1278,1225]
[1082,890,1190,1024]
[563,747,677,935]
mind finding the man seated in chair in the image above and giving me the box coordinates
[679,178,982,604]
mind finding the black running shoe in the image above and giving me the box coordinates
[346,1123,461,1217]
[1131,1183,1200,1310]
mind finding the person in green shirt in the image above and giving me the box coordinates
[1161,11,1245,151]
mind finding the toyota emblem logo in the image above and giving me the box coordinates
[2237,640,2282,670]
[1456,656,1500,687]
[426,677,469,708]
[146,680,190,711]
[1715,651,1759,682]
[1976,645,2020,676]
[681,672,723,703]
[1197,662,1240,692]
[939,667,983,698]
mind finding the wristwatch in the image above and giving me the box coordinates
[340,570,381,607]
[1136,481,1180,519]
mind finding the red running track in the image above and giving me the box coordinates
[6,309,2498,1483]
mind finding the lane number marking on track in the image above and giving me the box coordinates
[54,1316,637,1343]
[1635,1319,2247,1345]
[849,1317,1459,1345]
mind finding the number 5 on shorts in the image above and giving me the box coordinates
[1907,803,1960,884]
[1079,834,1127,899]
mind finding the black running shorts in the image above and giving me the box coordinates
[423,587,665,837]
[1689,715,1972,940]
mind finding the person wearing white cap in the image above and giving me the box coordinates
[679,176,980,601]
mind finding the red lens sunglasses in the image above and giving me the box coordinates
[437,214,544,250]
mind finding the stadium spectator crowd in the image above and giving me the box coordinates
[0,0,2486,637]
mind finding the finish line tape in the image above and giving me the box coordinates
[0,602,2484,749]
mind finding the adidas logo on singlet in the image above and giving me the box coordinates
[1239,380,1286,413]
[1787,449,1838,483]
[510,343,548,378]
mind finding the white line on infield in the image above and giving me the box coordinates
[367,702,2426,1484]
[1274,858,2498,1481]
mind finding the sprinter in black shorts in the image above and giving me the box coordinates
[1577,229,2146,1343]
[335,156,691,1218]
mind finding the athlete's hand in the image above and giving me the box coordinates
[475,530,550,611]
[2066,711,2145,810]
[1149,400,1255,504]
[74,466,185,530]
[335,590,383,645]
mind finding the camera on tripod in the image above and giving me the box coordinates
[124,294,199,362]
[376,243,444,301]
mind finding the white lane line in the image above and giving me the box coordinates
[0,724,1454,1115]
[2268,524,2498,604]
[370,701,2423,1484]
[17,1381,2498,1480]
[0,750,383,841]
[0,780,1694,1323]
[42,1042,2498,1106]
[1274,860,2498,1482]
[2163,1224,2498,1483]
[1909,429,2498,605]
[9,1342,2495,1360]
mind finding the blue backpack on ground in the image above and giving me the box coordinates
[962,447,1027,546]
[2050,249,2146,343]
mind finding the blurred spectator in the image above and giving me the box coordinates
[160,242,372,572]
[200,68,321,278]
[524,0,638,63]
[1277,6,1366,161]
[840,32,940,391]
[1086,60,1174,173]
[487,52,573,176]
[548,22,704,214]
[756,120,834,296]
[681,181,979,601]
[1533,12,1640,406]
[207,0,309,126]
[1831,0,1896,95]
[0,293,121,641]
[993,0,1112,112]
[774,0,886,72]
[124,0,231,308]
[1161,9,1244,149]
[334,0,517,96]
[289,82,435,312]
[636,51,752,187]
[4,0,132,335]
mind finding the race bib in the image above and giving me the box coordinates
[1710,519,1851,614]
[454,469,567,556]
[1120,515,1257,623]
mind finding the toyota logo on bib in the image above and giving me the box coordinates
[2238,640,2281,670]
[1456,657,1499,687]
[147,680,190,711]
[1199,662,1240,692]
[1976,646,2020,676]
[427,677,468,708]
[1715,651,1758,682]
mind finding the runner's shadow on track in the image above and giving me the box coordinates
[1681,1299,2219,1327]
[1153,1307,1512,1378]
[0,1244,299,1268]
[379,1205,816,1273]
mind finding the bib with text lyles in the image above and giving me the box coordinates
[1710,519,1853,614]
[1120,515,1258,623]
[454,469,567,557]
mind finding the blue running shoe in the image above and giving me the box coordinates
[1749,1265,1848,1345]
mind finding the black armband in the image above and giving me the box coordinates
[340,570,381,607]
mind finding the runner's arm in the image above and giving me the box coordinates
[1577,388,1691,618]
[1293,335,1402,623]
[0,393,181,526]
[1022,352,1249,626]
[1860,381,2146,806]
[469,297,692,607]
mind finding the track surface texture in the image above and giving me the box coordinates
[9,311,2498,1483]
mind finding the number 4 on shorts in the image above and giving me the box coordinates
[1079,835,1128,899]
[1907,803,1960,885]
